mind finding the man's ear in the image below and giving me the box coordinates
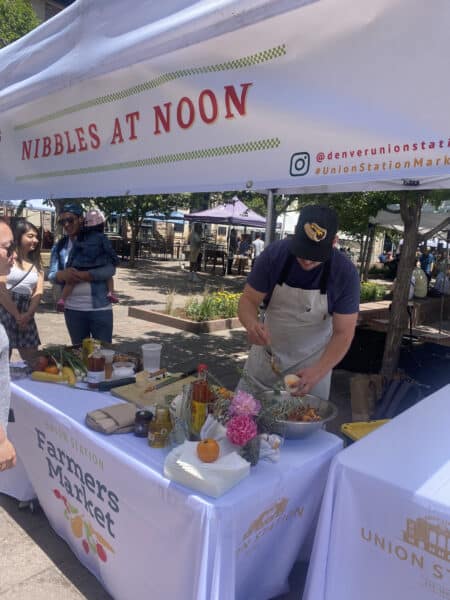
[332,235,339,247]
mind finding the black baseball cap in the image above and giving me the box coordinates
[290,205,338,262]
[62,203,83,216]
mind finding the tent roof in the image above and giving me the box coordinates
[185,197,266,228]
[143,210,185,224]
[2,0,450,199]
[372,203,450,235]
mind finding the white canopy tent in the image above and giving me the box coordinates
[372,203,450,237]
[2,0,450,203]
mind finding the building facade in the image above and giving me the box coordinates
[30,0,75,22]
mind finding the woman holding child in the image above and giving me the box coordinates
[48,204,118,345]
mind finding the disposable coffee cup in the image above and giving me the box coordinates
[142,343,162,372]
[100,349,115,380]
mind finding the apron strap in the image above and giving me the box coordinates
[319,259,330,295]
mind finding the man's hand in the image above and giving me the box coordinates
[247,321,271,346]
[292,364,325,396]
[0,429,16,472]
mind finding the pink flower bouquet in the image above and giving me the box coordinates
[226,414,258,446]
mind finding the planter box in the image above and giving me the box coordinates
[129,306,242,334]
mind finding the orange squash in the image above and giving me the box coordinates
[197,439,220,463]
[71,515,83,538]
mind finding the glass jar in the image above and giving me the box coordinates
[86,351,105,389]
[148,406,173,448]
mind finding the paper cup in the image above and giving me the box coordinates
[141,343,162,372]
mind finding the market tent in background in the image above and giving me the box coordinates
[143,210,185,225]
[372,202,450,236]
[185,197,266,228]
[1,0,450,200]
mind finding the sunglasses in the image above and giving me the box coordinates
[1,242,15,257]
[58,217,76,226]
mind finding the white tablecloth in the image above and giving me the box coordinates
[1,380,342,600]
[304,384,450,600]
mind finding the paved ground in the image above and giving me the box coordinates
[1,259,353,600]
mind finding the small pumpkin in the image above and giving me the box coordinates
[197,439,220,463]
[45,365,60,375]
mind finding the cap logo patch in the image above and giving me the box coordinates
[304,222,327,242]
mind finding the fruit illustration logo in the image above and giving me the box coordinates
[304,222,327,242]
[53,488,114,562]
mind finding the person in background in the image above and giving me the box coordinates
[235,234,252,275]
[409,260,428,299]
[227,228,238,274]
[0,219,43,363]
[251,232,265,268]
[57,209,118,312]
[238,205,360,399]
[188,223,202,282]
[48,204,117,344]
[420,247,435,286]
[431,266,450,296]
[0,219,17,471]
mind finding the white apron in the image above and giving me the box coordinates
[240,264,333,400]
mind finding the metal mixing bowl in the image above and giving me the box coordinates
[267,391,338,440]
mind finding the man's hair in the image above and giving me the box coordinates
[255,232,261,238]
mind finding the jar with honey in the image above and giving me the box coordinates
[86,351,105,389]
[148,406,172,448]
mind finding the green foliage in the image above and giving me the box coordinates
[185,290,241,321]
[360,282,388,303]
[0,0,40,46]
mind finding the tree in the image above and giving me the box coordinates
[0,0,40,46]
[232,191,298,238]
[380,193,424,379]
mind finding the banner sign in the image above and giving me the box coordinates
[1,0,450,199]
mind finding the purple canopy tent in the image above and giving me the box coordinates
[185,197,266,228]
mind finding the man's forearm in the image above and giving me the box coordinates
[238,295,259,331]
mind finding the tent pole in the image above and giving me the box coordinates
[266,189,275,245]
[439,231,450,335]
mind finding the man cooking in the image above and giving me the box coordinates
[237,205,360,400]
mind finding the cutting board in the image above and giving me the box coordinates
[111,374,196,408]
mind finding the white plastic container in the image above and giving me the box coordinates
[141,343,162,372]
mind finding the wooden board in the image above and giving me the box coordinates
[110,374,196,408]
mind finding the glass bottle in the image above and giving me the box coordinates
[148,406,172,448]
[190,364,211,437]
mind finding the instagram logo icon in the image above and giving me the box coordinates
[289,152,310,176]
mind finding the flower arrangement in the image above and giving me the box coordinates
[226,391,261,446]
[209,388,264,465]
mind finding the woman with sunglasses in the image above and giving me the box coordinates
[48,204,116,345]
[0,219,43,363]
